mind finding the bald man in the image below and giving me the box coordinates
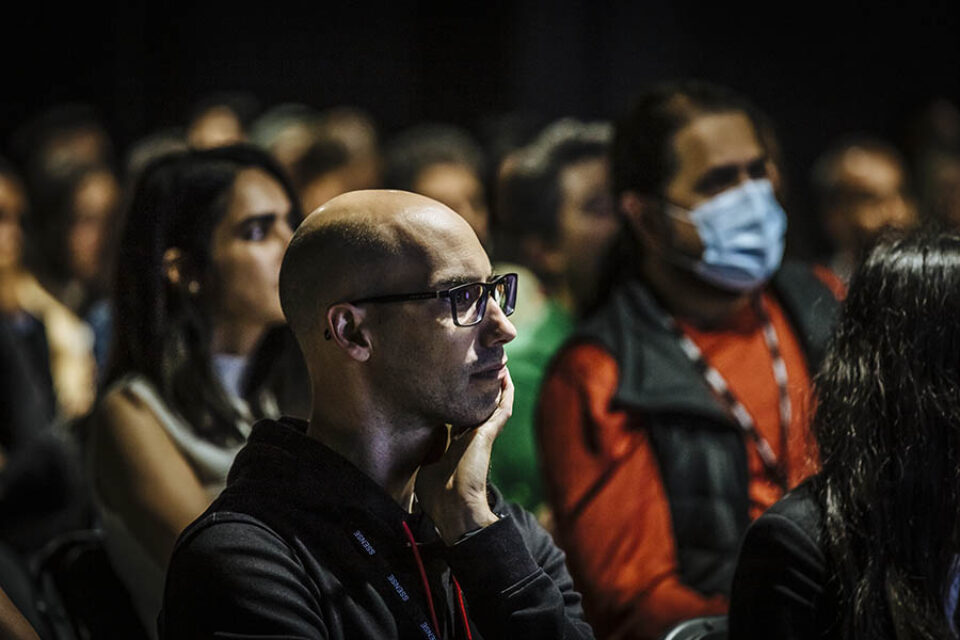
[160,191,593,640]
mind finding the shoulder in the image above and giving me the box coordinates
[167,511,314,607]
[546,341,618,388]
[98,376,158,419]
[162,512,327,638]
[92,377,175,446]
[173,511,299,566]
[730,481,833,638]
[740,480,825,569]
[758,480,824,541]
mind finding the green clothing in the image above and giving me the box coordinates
[492,300,573,512]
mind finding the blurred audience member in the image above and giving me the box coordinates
[384,123,490,246]
[478,111,549,187]
[538,81,840,639]
[811,137,918,280]
[88,145,302,634]
[11,104,113,183]
[249,102,321,175]
[186,92,259,150]
[500,119,617,314]
[903,99,960,230]
[290,107,382,212]
[26,162,121,374]
[124,128,190,188]
[730,231,960,639]
[291,137,352,213]
[492,118,615,513]
[0,317,91,555]
[0,158,95,421]
[1,175,94,556]
[316,106,381,191]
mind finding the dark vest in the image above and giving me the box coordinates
[573,261,839,597]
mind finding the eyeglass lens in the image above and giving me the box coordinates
[452,275,516,325]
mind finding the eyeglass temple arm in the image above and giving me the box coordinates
[350,291,448,305]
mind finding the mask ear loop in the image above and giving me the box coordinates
[657,199,705,275]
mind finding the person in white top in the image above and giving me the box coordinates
[88,145,303,636]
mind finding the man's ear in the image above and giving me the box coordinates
[325,303,372,362]
[620,191,665,251]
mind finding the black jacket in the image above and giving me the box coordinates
[572,261,839,598]
[160,417,594,640]
[728,479,839,639]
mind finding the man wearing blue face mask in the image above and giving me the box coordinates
[536,81,843,639]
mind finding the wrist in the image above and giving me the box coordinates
[434,504,498,546]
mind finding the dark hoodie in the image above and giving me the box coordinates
[160,417,594,640]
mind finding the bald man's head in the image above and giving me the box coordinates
[279,190,483,348]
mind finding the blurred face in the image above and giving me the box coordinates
[43,129,110,176]
[0,175,26,272]
[656,111,769,261]
[824,149,917,252]
[366,213,516,430]
[208,168,294,328]
[69,169,120,283]
[300,170,350,213]
[188,106,246,150]
[556,157,617,308]
[414,163,490,246]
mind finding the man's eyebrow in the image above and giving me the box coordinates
[435,273,493,288]
[693,165,740,193]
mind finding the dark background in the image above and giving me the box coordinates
[4,1,958,255]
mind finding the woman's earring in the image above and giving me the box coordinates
[187,280,200,295]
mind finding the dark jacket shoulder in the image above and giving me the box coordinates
[729,479,839,640]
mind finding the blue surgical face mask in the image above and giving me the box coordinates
[666,178,786,292]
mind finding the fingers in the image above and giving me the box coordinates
[478,368,514,440]
[498,367,515,418]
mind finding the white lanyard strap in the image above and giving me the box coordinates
[666,300,790,487]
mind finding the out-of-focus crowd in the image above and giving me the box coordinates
[2,86,960,640]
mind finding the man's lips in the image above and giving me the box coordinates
[472,359,508,377]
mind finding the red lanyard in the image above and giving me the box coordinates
[400,520,473,640]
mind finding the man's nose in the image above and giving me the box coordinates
[480,296,517,346]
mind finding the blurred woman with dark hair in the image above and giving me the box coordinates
[26,162,122,375]
[88,144,302,635]
[729,231,960,639]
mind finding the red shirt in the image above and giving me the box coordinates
[537,290,827,639]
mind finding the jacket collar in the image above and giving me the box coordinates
[575,279,736,427]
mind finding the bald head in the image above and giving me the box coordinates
[279,189,484,346]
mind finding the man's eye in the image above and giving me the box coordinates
[453,285,483,308]
[696,167,739,195]
[748,159,769,179]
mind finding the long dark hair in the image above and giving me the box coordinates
[107,144,303,443]
[814,231,960,639]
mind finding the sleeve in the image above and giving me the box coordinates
[536,344,727,640]
[160,517,328,640]
[727,509,827,640]
[444,510,595,639]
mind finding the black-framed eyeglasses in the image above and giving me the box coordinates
[350,273,518,327]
